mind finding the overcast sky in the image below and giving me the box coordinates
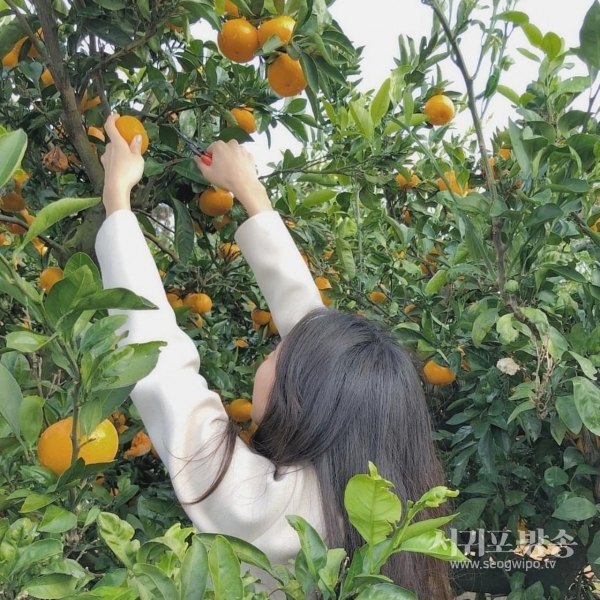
[197,0,595,172]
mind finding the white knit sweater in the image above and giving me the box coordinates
[95,209,326,583]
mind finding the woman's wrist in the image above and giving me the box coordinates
[234,180,272,217]
[103,186,132,216]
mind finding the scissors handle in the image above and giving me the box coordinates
[200,153,212,166]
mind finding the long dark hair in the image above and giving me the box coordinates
[196,307,451,598]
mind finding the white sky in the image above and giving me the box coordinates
[196,0,594,173]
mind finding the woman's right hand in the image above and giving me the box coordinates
[195,140,272,217]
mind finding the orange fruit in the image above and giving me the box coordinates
[403,303,417,315]
[2,38,25,69]
[88,126,105,142]
[423,360,456,386]
[234,339,248,348]
[268,54,307,97]
[267,318,279,336]
[423,94,455,126]
[115,115,149,154]
[166,292,183,308]
[396,170,419,189]
[251,308,272,326]
[40,69,54,87]
[182,292,212,314]
[38,417,119,476]
[257,15,295,47]
[1,191,26,212]
[231,107,256,134]
[32,238,47,255]
[79,91,101,113]
[436,170,467,196]
[13,171,29,192]
[39,267,63,293]
[217,242,241,261]
[224,0,240,16]
[370,290,386,303]
[228,398,253,422]
[314,276,331,290]
[217,18,260,63]
[198,188,233,217]
[499,148,511,160]
[213,214,232,231]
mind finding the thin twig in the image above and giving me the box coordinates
[142,230,180,264]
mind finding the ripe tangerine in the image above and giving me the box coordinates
[198,188,233,217]
[38,417,119,476]
[423,360,456,386]
[231,107,256,134]
[268,54,307,97]
[423,94,455,126]
[217,18,260,63]
[39,267,64,293]
[115,115,149,154]
[257,15,295,47]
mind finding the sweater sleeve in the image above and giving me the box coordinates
[93,210,323,552]
[234,211,324,337]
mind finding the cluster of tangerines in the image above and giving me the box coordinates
[217,1,307,98]
[2,28,55,87]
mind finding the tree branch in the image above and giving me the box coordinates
[5,0,47,61]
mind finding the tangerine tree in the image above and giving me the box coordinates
[1,0,600,598]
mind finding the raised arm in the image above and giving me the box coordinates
[196,141,323,337]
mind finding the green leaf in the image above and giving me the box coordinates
[64,253,102,284]
[44,266,99,328]
[552,496,597,521]
[6,330,52,353]
[496,314,519,345]
[370,78,391,127]
[548,327,568,360]
[498,10,530,25]
[131,563,179,599]
[472,307,499,348]
[336,238,356,280]
[579,0,600,70]
[349,97,374,141]
[397,514,457,544]
[18,395,44,446]
[573,377,600,435]
[344,463,402,546]
[541,32,562,59]
[179,537,208,600]
[286,515,328,581]
[302,189,337,208]
[22,197,101,246]
[524,204,563,227]
[556,395,582,434]
[451,498,488,530]
[0,362,23,437]
[21,573,81,599]
[102,341,163,389]
[195,533,274,575]
[70,288,158,313]
[507,400,535,424]
[544,466,569,487]
[171,198,195,265]
[10,538,63,577]
[522,23,543,48]
[208,536,243,600]
[354,583,418,600]
[20,493,58,513]
[497,84,521,105]
[0,129,27,190]
[424,269,447,294]
[299,52,319,95]
[38,505,78,533]
[98,512,140,569]
[569,351,597,380]
[399,529,468,562]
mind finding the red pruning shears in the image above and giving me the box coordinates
[172,128,213,166]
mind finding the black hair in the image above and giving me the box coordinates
[196,307,451,598]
